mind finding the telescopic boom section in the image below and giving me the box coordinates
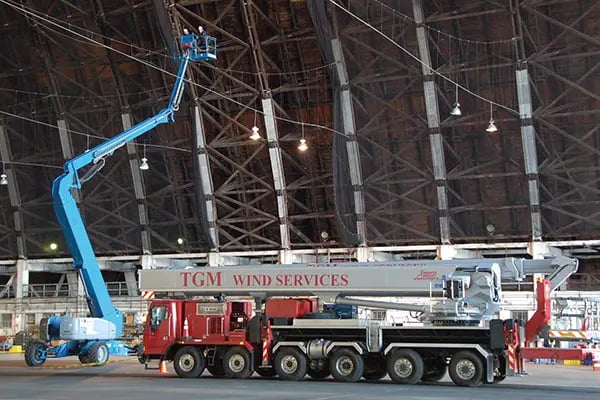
[51,36,213,337]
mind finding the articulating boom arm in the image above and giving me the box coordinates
[51,37,211,338]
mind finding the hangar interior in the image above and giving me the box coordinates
[0,0,599,336]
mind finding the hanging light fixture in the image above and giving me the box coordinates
[450,84,462,116]
[249,110,261,140]
[139,144,150,170]
[486,102,498,133]
[298,123,308,152]
[0,161,7,185]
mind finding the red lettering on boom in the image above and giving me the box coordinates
[179,271,222,287]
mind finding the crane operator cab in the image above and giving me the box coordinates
[180,26,217,61]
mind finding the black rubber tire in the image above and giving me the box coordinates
[422,365,446,382]
[422,356,447,382]
[387,349,424,385]
[136,344,147,365]
[307,362,330,379]
[223,346,252,379]
[78,352,90,364]
[448,350,484,387]
[363,369,388,380]
[87,342,109,365]
[255,367,277,378]
[274,347,307,381]
[173,346,205,378]
[329,348,364,383]
[25,342,47,367]
[207,364,226,377]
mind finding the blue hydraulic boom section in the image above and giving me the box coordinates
[47,34,215,345]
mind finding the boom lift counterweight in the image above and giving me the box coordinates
[24,30,216,367]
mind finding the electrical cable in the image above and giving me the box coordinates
[328,0,518,115]
[0,0,347,137]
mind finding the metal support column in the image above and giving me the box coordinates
[516,67,543,241]
[0,124,25,257]
[331,38,367,245]
[412,0,451,244]
[262,96,291,250]
[123,113,152,254]
[192,103,219,249]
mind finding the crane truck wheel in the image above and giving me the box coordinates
[362,369,387,381]
[386,349,424,384]
[174,346,205,378]
[421,356,447,382]
[223,346,252,379]
[25,341,47,367]
[88,342,110,365]
[329,348,364,383]
[255,367,277,378]
[273,347,308,381]
[448,350,484,387]
[307,360,330,379]
[207,364,226,377]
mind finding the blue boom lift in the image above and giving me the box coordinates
[24,31,216,367]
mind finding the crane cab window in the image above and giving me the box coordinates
[149,306,168,332]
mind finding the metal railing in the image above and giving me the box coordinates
[0,281,133,298]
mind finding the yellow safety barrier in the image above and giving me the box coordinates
[562,359,581,366]
[9,345,22,353]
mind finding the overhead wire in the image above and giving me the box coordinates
[0,0,347,138]
[328,0,518,115]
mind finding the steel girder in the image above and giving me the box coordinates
[0,0,598,260]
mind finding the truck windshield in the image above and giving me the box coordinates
[149,306,168,331]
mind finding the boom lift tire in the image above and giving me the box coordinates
[78,352,90,364]
[387,349,424,384]
[273,347,308,381]
[174,346,205,378]
[223,346,252,379]
[87,342,109,365]
[329,348,364,383]
[448,350,484,387]
[24,341,47,367]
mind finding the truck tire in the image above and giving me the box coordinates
[174,346,205,378]
[448,350,484,387]
[422,356,447,382]
[363,369,387,380]
[25,341,47,367]
[223,346,252,379]
[255,367,277,378]
[307,360,330,379]
[207,364,226,377]
[387,349,424,384]
[87,342,109,365]
[329,348,364,383]
[274,347,307,381]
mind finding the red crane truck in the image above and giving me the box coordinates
[137,256,577,387]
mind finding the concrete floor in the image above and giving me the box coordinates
[0,353,599,400]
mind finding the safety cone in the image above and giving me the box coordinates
[159,360,168,374]
[183,318,190,339]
